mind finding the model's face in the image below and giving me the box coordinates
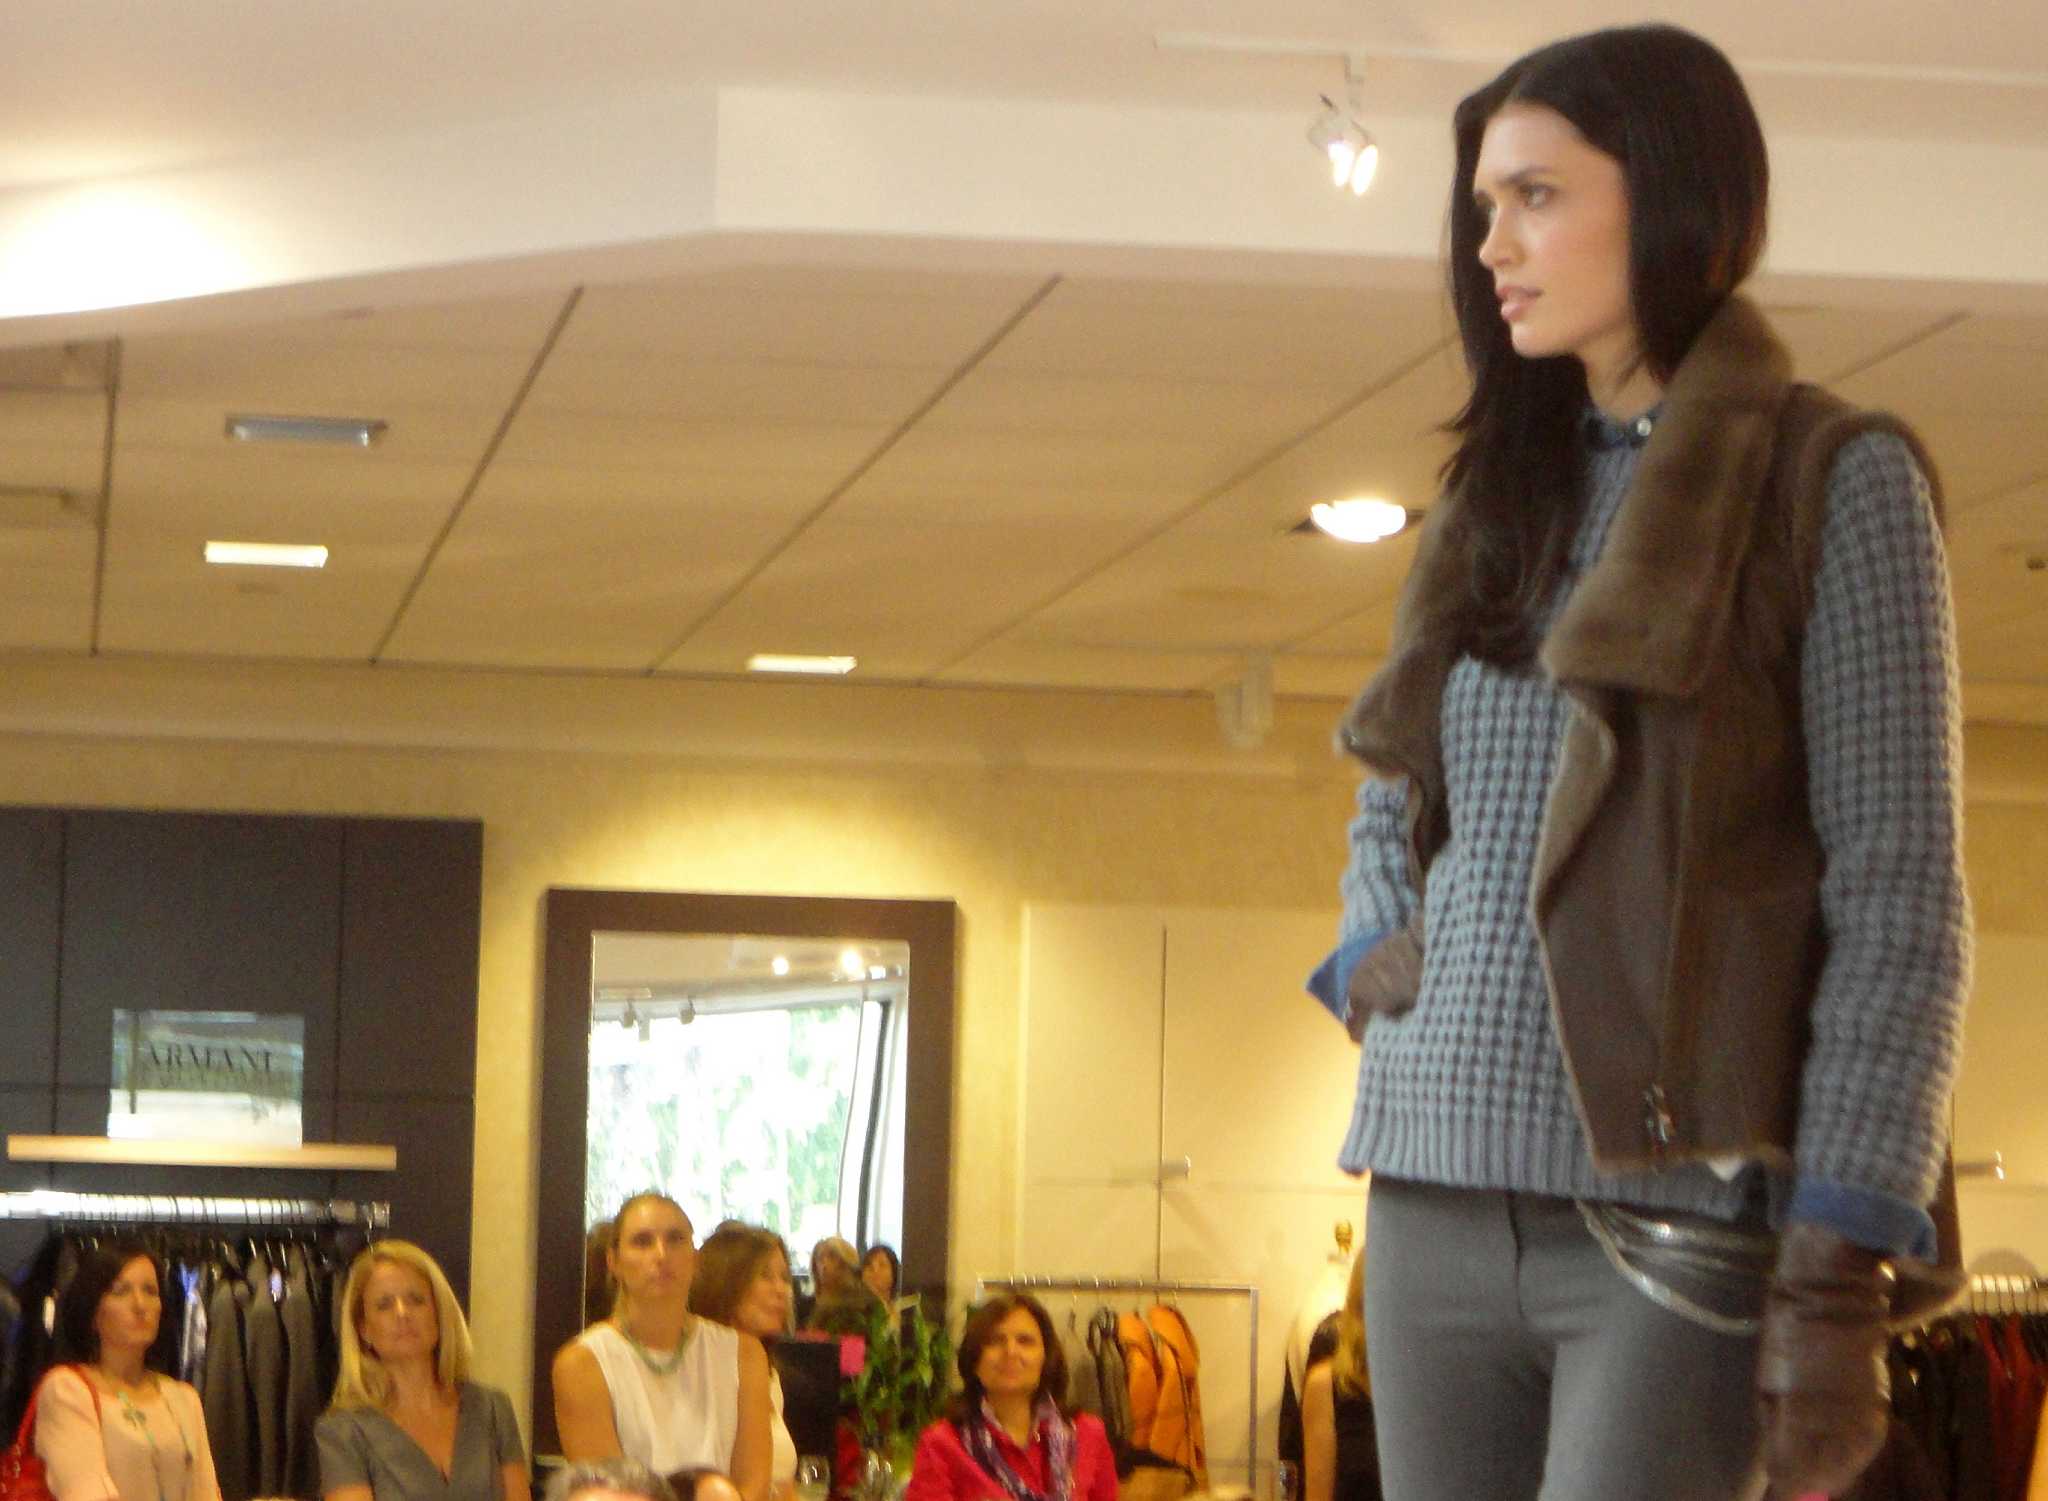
[610,1201,696,1308]
[975,1307,1046,1404]
[734,1249,793,1339]
[860,1251,895,1302]
[1473,102,1638,388]
[358,1261,438,1364]
[95,1257,162,1358]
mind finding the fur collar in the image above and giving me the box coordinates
[1339,295,1794,779]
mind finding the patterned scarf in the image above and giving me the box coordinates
[959,1397,1075,1501]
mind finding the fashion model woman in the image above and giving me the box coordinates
[553,1194,772,1501]
[316,1240,525,1501]
[1319,23,1968,1501]
[902,1296,1115,1501]
[686,1226,797,1497]
[35,1241,222,1501]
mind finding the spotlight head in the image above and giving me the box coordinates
[1306,95,1377,195]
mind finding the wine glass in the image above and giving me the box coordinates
[795,1455,831,1501]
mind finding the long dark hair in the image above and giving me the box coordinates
[1442,24,1769,663]
[947,1294,1068,1423]
[56,1240,163,1365]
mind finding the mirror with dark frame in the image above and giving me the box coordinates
[532,888,957,1451]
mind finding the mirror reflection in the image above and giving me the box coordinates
[587,932,911,1282]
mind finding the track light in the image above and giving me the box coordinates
[1307,58,1378,196]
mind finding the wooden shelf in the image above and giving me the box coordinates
[5,1135,397,1171]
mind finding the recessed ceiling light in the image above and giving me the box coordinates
[1307,497,1413,544]
[224,413,387,447]
[203,540,329,569]
[747,653,857,675]
[770,955,791,977]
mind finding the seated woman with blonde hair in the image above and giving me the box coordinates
[1299,1254,1379,1501]
[316,1240,526,1501]
[553,1193,772,1501]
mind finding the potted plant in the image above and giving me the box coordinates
[839,1298,954,1499]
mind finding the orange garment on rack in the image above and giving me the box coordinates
[1144,1305,1208,1489]
[1114,1308,1208,1488]
[1115,1313,1160,1453]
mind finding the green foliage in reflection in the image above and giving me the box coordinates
[585,1002,865,1241]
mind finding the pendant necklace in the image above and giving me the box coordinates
[615,1318,688,1376]
[114,1379,193,1501]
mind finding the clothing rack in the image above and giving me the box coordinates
[975,1274,1260,1484]
[1965,1271,2048,1315]
[0,1189,389,1227]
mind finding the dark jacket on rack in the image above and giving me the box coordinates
[1336,295,1962,1321]
[204,1260,257,1501]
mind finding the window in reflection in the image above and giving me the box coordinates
[588,932,909,1265]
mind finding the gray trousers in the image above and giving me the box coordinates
[1364,1176,1770,1501]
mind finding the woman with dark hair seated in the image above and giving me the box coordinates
[902,1295,1115,1501]
[34,1239,222,1501]
[857,1246,899,1306]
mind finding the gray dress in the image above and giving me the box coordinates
[314,1384,523,1501]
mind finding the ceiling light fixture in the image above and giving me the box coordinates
[203,540,330,568]
[225,413,388,447]
[747,653,857,676]
[1307,58,1378,195]
[1308,497,1412,544]
[770,955,791,977]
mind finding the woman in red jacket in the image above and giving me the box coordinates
[903,1296,1115,1501]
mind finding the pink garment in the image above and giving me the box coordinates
[33,1366,221,1501]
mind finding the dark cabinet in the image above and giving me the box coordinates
[4,806,483,1301]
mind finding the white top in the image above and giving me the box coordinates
[577,1321,740,1476]
[767,1369,796,1484]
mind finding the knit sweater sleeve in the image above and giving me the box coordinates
[1307,775,1421,1032]
[1789,429,1971,1255]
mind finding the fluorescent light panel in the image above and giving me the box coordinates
[225,413,387,447]
[204,540,329,569]
[746,653,857,675]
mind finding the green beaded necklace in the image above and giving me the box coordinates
[113,1380,193,1501]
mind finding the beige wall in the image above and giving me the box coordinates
[6,668,2046,1435]
[0,672,1358,1433]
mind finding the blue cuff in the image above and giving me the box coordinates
[1305,927,1389,1025]
[1786,1177,1938,1261]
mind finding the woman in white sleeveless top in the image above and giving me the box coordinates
[553,1195,772,1501]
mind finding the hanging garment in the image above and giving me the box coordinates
[1142,1305,1206,1488]
[2029,1389,2048,1501]
[242,1251,288,1499]
[1086,1311,1131,1452]
[203,1256,257,1501]
[279,1246,323,1500]
[1115,1313,1160,1454]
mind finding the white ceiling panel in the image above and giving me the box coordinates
[917,369,1341,442]
[120,337,540,413]
[829,428,1250,525]
[97,527,411,659]
[984,279,1450,388]
[659,516,1156,678]
[1290,591,1405,657]
[928,638,1238,695]
[0,509,97,651]
[1838,336,2048,420]
[1764,306,1958,385]
[380,475,829,670]
[522,352,943,425]
[491,411,882,477]
[1962,606,2048,684]
[561,276,1039,364]
[1272,653,1382,701]
[0,387,106,451]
